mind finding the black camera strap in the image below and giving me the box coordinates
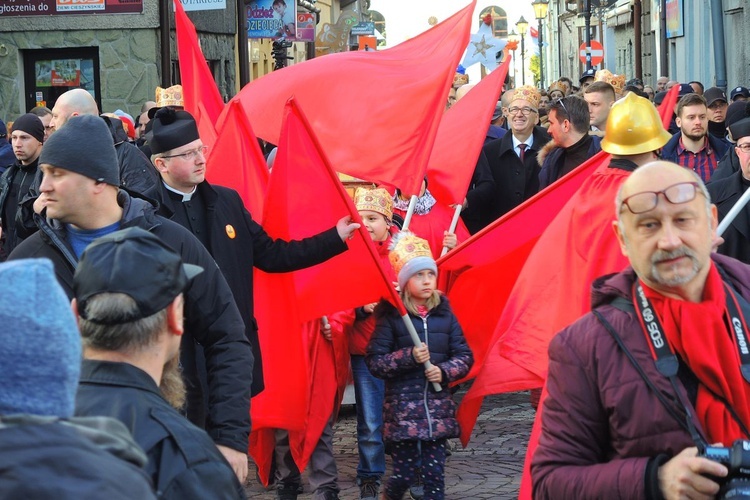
[633,280,750,441]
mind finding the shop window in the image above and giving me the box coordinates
[22,47,101,112]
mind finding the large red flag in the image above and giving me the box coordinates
[205,99,269,218]
[248,99,406,484]
[428,56,511,206]
[228,1,476,196]
[437,150,611,384]
[173,0,224,147]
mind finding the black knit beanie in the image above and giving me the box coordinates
[13,114,45,143]
[39,114,120,186]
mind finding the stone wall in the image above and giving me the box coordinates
[0,0,238,121]
[0,29,161,121]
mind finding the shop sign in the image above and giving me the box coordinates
[0,0,143,17]
[178,0,226,12]
[296,12,315,42]
[247,0,297,40]
[665,0,684,38]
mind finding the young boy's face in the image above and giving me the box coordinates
[359,210,390,242]
[273,2,285,15]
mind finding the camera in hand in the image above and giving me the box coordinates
[701,440,750,499]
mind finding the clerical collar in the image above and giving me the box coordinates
[163,181,196,202]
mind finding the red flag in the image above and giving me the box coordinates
[206,99,269,218]
[438,150,611,385]
[288,319,350,473]
[227,1,476,196]
[248,98,407,483]
[268,99,404,319]
[660,83,681,129]
[173,0,224,147]
[428,57,511,206]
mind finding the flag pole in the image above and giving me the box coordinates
[440,204,463,257]
[717,187,750,237]
[400,313,442,391]
[402,195,419,231]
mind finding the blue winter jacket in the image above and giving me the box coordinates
[366,296,473,442]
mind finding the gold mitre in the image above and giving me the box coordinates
[389,231,433,277]
[548,80,568,95]
[596,70,625,95]
[512,85,541,108]
[155,85,184,108]
[354,187,393,220]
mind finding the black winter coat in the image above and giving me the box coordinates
[366,296,473,442]
[481,126,552,224]
[76,360,245,500]
[8,191,253,454]
[707,169,750,264]
[0,414,156,499]
[538,134,602,189]
[710,145,740,182]
[0,158,38,259]
[154,181,347,396]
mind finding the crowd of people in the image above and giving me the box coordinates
[2,63,750,500]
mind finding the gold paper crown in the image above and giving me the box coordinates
[354,187,393,220]
[389,231,433,278]
[511,85,541,109]
[155,85,184,108]
[595,70,625,95]
[453,72,470,88]
[548,80,568,96]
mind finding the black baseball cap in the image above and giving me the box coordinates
[579,68,596,83]
[730,86,750,101]
[704,87,728,107]
[73,227,203,324]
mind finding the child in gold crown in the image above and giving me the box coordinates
[366,232,473,500]
[326,187,398,500]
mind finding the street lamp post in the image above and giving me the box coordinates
[516,16,529,86]
[532,0,549,89]
[508,30,519,87]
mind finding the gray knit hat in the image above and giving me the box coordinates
[39,114,120,186]
[0,259,81,418]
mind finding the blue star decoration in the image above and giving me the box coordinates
[462,30,506,71]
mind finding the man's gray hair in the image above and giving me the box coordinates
[79,293,167,353]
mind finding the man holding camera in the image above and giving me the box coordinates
[532,161,750,499]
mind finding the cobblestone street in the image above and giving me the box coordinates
[245,390,535,499]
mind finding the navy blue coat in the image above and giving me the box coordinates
[660,132,729,179]
[366,296,473,442]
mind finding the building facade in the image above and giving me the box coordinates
[0,0,243,121]
[543,0,749,90]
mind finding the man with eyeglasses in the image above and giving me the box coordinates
[707,117,750,263]
[149,108,358,481]
[539,95,602,189]
[533,160,750,499]
[467,85,550,230]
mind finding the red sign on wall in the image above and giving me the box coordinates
[0,0,143,17]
